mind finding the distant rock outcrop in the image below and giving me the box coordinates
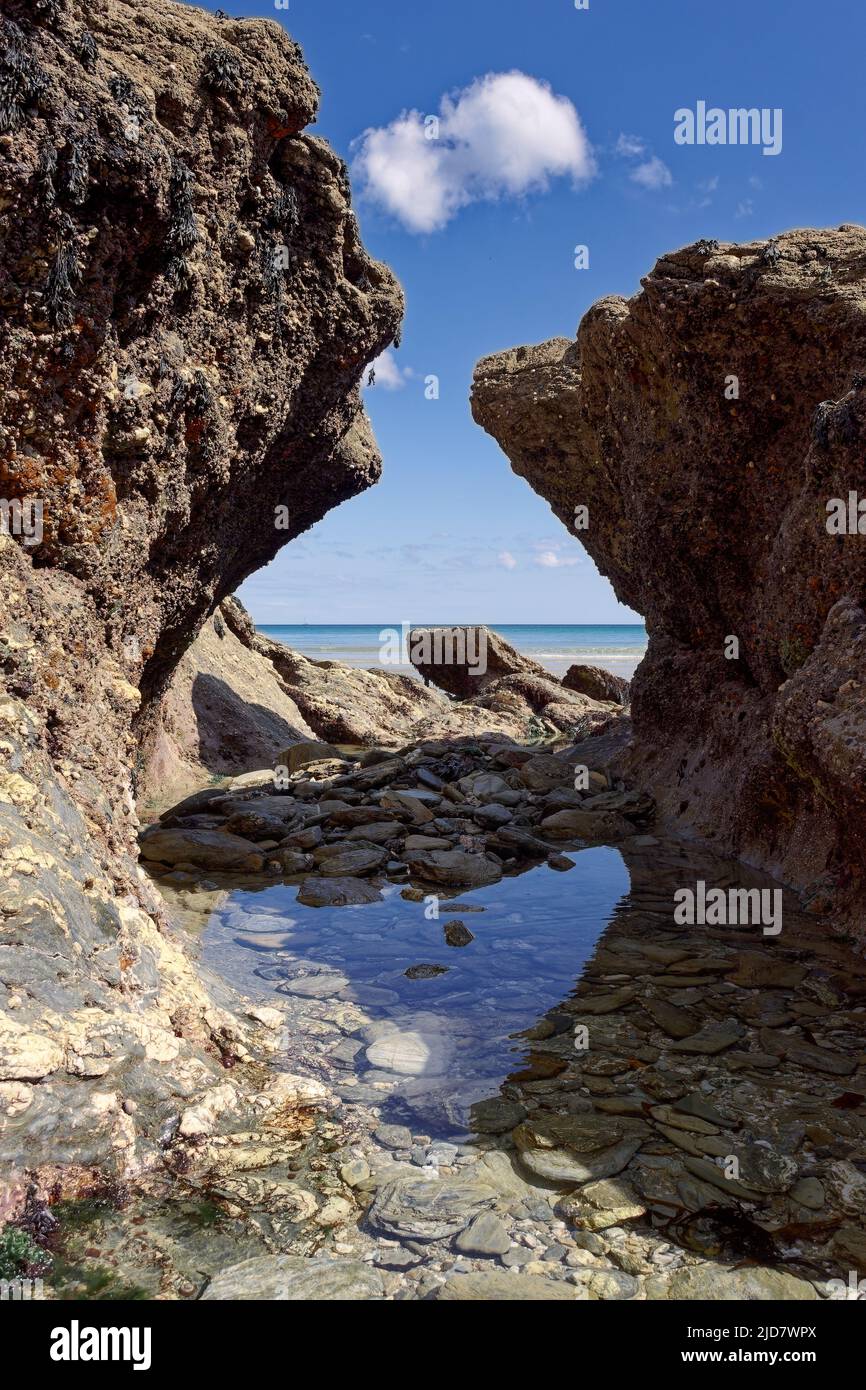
[563,664,630,705]
[409,626,547,699]
[472,227,866,919]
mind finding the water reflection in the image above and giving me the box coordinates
[200,846,629,1138]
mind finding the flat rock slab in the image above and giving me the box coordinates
[365,1026,454,1076]
[437,1272,583,1300]
[202,1256,384,1300]
[669,1021,745,1054]
[513,1113,645,1186]
[296,876,382,907]
[404,848,502,887]
[344,820,403,843]
[557,1178,646,1231]
[640,996,701,1039]
[367,1174,497,1241]
[139,827,262,870]
[317,845,386,876]
[646,1265,817,1301]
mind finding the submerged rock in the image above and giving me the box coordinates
[365,1024,454,1076]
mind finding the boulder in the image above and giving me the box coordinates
[139,828,263,871]
[403,849,503,888]
[296,877,382,907]
[562,664,630,705]
[408,625,546,698]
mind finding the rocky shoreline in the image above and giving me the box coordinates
[2,0,866,1307]
[21,711,861,1302]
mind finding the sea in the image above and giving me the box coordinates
[257,623,648,681]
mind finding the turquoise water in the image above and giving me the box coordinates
[258,623,647,680]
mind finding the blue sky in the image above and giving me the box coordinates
[218,0,866,624]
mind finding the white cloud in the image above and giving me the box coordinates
[534,550,579,569]
[630,156,673,191]
[353,71,595,233]
[735,198,754,218]
[615,132,646,158]
[364,349,413,390]
[498,550,517,570]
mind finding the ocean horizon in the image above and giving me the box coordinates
[257,622,648,681]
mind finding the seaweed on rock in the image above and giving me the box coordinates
[166,157,198,254]
[31,0,65,26]
[45,231,80,329]
[36,142,57,209]
[0,18,48,133]
[202,45,247,99]
[60,134,90,205]
[72,29,98,71]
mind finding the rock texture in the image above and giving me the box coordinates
[409,624,619,741]
[563,664,629,705]
[472,226,866,918]
[0,0,400,1195]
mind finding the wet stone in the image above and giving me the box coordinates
[444,920,475,947]
[367,1174,497,1241]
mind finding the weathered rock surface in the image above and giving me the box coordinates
[409,626,547,699]
[563,664,630,705]
[409,624,616,741]
[202,1255,384,1301]
[0,0,400,1201]
[472,227,866,919]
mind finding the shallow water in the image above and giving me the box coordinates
[120,833,866,1297]
[201,846,629,1139]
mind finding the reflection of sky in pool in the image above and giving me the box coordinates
[201,846,629,1138]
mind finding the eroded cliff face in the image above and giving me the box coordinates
[0,0,401,1187]
[472,227,866,918]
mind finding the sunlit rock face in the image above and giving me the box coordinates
[472,226,866,921]
[0,0,401,1185]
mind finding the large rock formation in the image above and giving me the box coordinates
[472,227,866,917]
[0,0,400,1189]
